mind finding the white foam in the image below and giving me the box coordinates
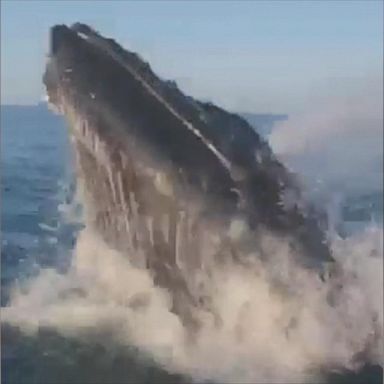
[2,220,382,383]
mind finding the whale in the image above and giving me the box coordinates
[43,23,333,326]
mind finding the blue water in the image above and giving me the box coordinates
[1,105,79,304]
[1,104,382,384]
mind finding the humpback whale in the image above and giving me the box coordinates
[43,23,333,326]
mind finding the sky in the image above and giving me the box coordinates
[1,0,383,113]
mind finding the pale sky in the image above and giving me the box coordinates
[1,0,382,113]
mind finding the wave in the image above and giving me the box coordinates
[2,202,382,383]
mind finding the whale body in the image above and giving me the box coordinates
[43,23,333,325]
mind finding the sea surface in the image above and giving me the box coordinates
[1,104,382,384]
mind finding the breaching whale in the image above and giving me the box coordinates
[43,23,333,326]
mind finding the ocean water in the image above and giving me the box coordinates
[1,105,74,304]
[1,105,382,384]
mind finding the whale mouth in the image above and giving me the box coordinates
[43,23,333,324]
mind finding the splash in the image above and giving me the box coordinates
[2,209,382,383]
[269,77,383,194]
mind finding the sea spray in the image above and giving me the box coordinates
[3,215,382,383]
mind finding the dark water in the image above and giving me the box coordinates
[1,105,77,306]
[2,105,63,293]
[1,105,382,383]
